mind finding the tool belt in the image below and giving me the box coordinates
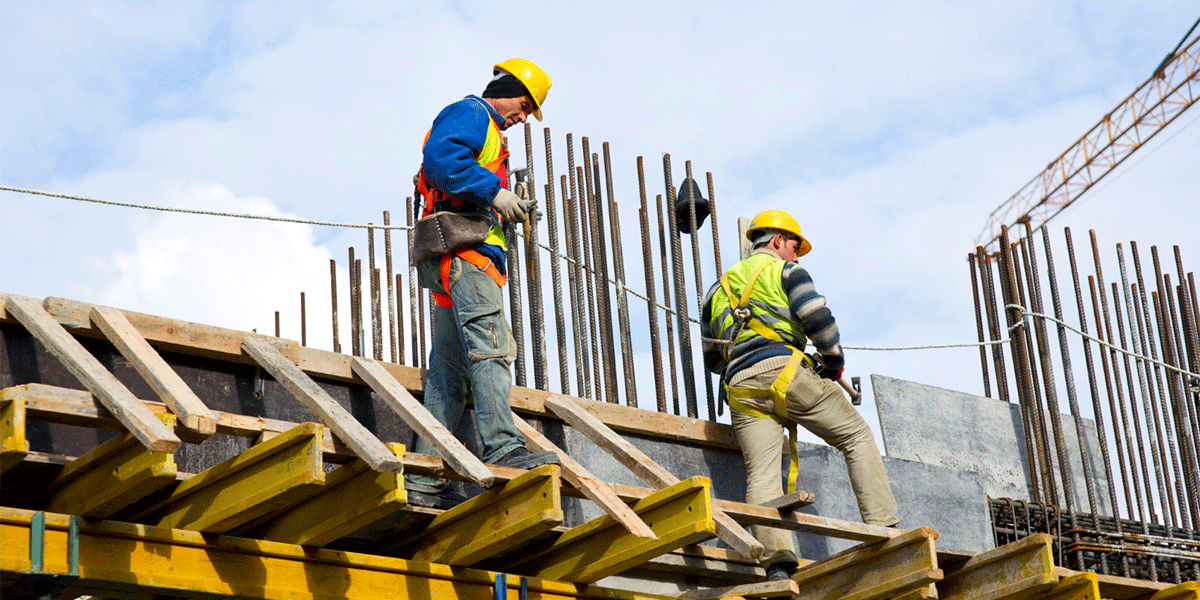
[411,210,494,267]
[725,349,812,494]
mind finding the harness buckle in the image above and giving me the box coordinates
[733,306,752,323]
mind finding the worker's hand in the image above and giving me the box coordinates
[525,199,543,222]
[818,353,844,381]
[493,188,527,224]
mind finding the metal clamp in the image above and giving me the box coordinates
[7,511,80,600]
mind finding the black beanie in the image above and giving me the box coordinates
[482,71,532,101]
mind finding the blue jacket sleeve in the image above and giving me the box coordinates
[422,99,503,208]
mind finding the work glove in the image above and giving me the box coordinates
[810,352,844,381]
[492,188,527,224]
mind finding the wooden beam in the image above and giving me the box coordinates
[1038,572,1101,600]
[90,306,217,437]
[252,442,406,547]
[0,389,30,473]
[350,356,493,486]
[936,533,1057,600]
[1148,582,1200,600]
[1084,569,1171,599]
[134,422,326,533]
[41,413,178,518]
[760,490,815,511]
[544,394,763,559]
[789,526,942,600]
[4,295,180,453]
[510,476,718,584]
[241,337,401,473]
[707,498,895,543]
[403,464,564,566]
[677,579,799,599]
[0,507,669,600]
[514,413,656,540]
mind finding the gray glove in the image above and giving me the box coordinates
[492,188,527,224]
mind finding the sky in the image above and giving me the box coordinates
[2,1,1198,448]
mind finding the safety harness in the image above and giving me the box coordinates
[717,259,813,494]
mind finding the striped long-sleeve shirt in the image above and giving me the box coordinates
[701,249,844,383]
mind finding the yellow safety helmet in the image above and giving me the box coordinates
[746,209,811,257]
[495,58,551,121]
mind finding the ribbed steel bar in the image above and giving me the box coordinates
[544,130,569,395]
[330,258,341,354]
[685,161,715,420]
[1064,227,1125,576]
[507,202,526,388]
[604,143,637,408]
[664,154,699,417]
[565,135,592,398]
[368,225,382,360]
[1110,280,1155,529]
[1090,230,1141,521]
[577,164,602,401]
[999,229,1043,502]
[1153,286,1190,533]
[657,193,681,416]
[978,247,1010,403]
[406,198,421,368]
[523,123,547,390]
[562,175,586,397]
[1014,238,1057,504]
[587,146,619,404]
[349,247,360,357]
[1157,256,1200,528]
[1021,223,1074,511]
[395,273,405,365]
[1130,243,1182,528]
[1041,228,1096,515]
[384,211,396,363]
[969,253,993,398]
[1088,274,1136,521]
[1190,273,1200,454]
[638,158,667,413]
[581,140,604,401]
[706,172,725,418]
[300,292,307,347]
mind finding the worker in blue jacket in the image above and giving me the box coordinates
[405,59,559,509]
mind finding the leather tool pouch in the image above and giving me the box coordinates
[411,211,493,266]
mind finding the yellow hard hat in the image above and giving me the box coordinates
[746,209,811,257]
[495,58,551,121]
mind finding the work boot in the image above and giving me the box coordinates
[493,446,560,470]
[765,560,797,581]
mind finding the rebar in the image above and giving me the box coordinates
[1152,287,1190,532]
[638,158,667,413]
[507,199,526,388]
[969,253,993,398]
[563,174,588,397]
[706,172,725,417]
[604,143,637,408]
[664,153,698,418]
[545,129,570,395]
[275,310,280,338]
[978,247,1010,403]
[1110,280,1154,527]
[999,227,1043,502]
[577,164,602,401]
[350,247,359,357]
[395,273,405,365]
[1158,253,1200,527]
[657,193,681,416]
[330,258,341,354]
[300,292,307,347]
[685,161,715,420]
[384,211,396,363]
[566,137,593,398]
[1014,237,1057,504]
[1089,274,1136,522]
[369,225,382,360]
[586,143,618,404]
[407,198,422,369]
[523,123,547,390]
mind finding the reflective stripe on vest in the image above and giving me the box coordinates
[430,249,508,309]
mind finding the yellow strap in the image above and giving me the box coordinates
[718,259,780,359]
[725,349,810,494]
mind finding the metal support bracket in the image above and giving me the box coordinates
[6,511,79,600]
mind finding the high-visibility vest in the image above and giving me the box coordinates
[416,97,510,300]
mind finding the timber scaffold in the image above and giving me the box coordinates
[1,293,1196,600]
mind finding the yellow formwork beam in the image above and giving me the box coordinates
[1041,572,1100,600]
[0,389,30,473]
[1152,582,1200,600]
[0,507,674,600]
[134,422,325,533]
[254,443,406,547]
[790,526,943,600]
[42,413,178,518]
[937,533,1058,600]
[405,464,563,566]
[511,476,717,584]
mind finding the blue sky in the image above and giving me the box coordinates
[2,1,1197,440]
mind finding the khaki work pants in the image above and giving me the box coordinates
[731,362,899,566]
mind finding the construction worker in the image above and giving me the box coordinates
[700,209,898,580]
[405,58,559,509]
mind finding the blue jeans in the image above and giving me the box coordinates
[405,254,523,494]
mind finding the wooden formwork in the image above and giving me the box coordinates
[0,292,1190,600]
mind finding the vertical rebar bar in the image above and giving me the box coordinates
[639,158,667,413]
[657,193,681,416]
[507,202,526,388]
[356,259,365,356]
[685,161,715,420]
[544,129,569,395]
[330,259,341,354]
[665,154,698,418]
[1150,287,1187,532]
[1014,237,1057,504]
[1089,274,1136,520]
[978,247,1011,403]
[372,267,383,360]
[395,273,405,365]
[523,123,547,390]
[566,135,593,398]
[578,164,602,401]
[603,144,637,407]
[706,172,725,418]
[969,253,993,398]
[1157,253,1200,527]
[350,247,360,356]
[300,292,307,347]
[1111,281,1154,526]
[384,211,396,363]
[275,311,280,338]
[999,227,1043,502]
[586,145,618,404]
[407,198,421,368]
[563,174,588,397]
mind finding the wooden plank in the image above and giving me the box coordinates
[90,306,218,437]
[1038,572,1100,600]
[0,389,30,473]
[936,533,1058,600]
[254,442,406,547]
[789,526,942,600]
[41,413,178,518]
[241,336,401,473]
[1149,582,1200,600]
[677,579,799,599]
[404,464,564,566]
[544,394,763,559]
[0,506,670,600]
[1091,570,1171,599]
[350,356,493,486]
[509,476,718,584]
[760,490,816,511]
[637,545,765,582]
[135,422,326,532]
[514,413,657,540]
[5,295,180,453]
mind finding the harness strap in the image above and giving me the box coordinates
[726,350,811,494]
[717,259,783,361]
[433,249,508,308]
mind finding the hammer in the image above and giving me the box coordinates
[808,353,863,406]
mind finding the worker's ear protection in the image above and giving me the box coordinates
[674,176,711,234]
